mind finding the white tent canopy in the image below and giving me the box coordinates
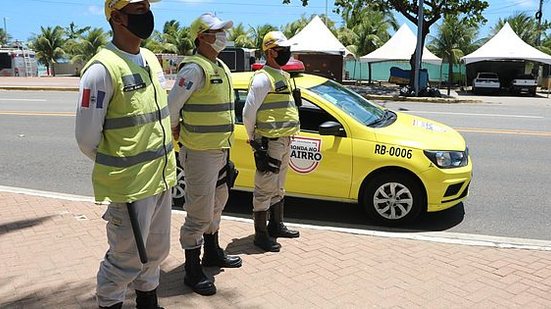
[461,22,551,65]
[288,15,353,57]
[359,24,442,64]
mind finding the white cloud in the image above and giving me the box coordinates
[88,5,104,16]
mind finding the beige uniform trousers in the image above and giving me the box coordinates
[179,147,229,250]
[96,190,171,307]
[253,136,291,212]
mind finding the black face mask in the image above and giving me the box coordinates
[274,49,291,66]
[122,10,154,39]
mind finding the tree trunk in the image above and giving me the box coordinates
[50,61,56,77]
[447,60,453,96]
[409,28,429,92]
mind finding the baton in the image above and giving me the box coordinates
[126,202,148,264]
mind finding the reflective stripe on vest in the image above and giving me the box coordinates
[81,46,177,204]
[96,142,174,168]
[178,54,235,150]
[254,67,300,138]
[103,105,170,130]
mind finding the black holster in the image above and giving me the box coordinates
[216,153,239,189]
[251,137,281,174]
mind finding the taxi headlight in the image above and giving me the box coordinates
[424,148,468,168]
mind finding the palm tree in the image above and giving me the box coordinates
[67,28,108,69]
[250,24,278,51]
[0,28,11,46]
[144,20,193,55]
[28,26,66,76]
[228,23,254,48]
[65,22,91,40]
[488,12,550,47]
[429,14,479,95]
[341,9,397,57]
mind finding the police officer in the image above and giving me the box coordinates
[168,12,241,296]
[243,31,301,253]
[75,1,175,308]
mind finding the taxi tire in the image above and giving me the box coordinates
[362,172,424,226]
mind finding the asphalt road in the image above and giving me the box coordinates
[1,90,550,241]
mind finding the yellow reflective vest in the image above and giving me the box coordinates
[82,46,176,203]
[254,66,300,138]
[178,54,235,150]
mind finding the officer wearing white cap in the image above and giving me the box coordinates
[75,0,175,308]
[168,12,241,296]
[243,31,301,252]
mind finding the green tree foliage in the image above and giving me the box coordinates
[250,24,278,51]
[64,22,91,40]
[428,14,479,93]
[0,28,11,46]
[339,9,397,57]
[143,20,194,55]
[28,26,66,76]
[488,12,550,47]
[228,23,255,48]
[66,28,108,69]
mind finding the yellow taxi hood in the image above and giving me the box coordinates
[371,112,467,151]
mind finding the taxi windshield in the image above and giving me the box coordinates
[308,80,385,126]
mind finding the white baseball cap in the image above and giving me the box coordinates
[190,12,233,40]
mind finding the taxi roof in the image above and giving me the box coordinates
[232,71,329,90]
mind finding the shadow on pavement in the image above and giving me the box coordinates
[0,281,96,308]
[219,191,465,234]
[0,216,53,236]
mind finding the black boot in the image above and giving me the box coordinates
[267,200,300,238]
[202,232,242,268]
[136,289,163,309]
[99,303,122,309]
[253,211,281,252]
[184,248,216,296]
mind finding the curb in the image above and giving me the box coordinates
[363,94,483,103]
[2,185,551,252]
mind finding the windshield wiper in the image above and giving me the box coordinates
[367,109,392,127]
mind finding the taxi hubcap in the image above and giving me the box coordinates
[373,182,413,220]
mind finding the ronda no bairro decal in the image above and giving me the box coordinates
[289,136,323,174]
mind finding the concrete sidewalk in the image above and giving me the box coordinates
[1,189,551,308]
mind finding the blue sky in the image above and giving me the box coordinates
[1,0,548,44]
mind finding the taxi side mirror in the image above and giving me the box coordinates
[319,121,346,137]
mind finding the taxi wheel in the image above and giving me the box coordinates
[172,154,185,209]
[363,172,424,225]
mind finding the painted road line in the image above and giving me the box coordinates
[457,127,551,137]
[1,185,551,251]
[404,111,544,119]
[0,98,48,102]
[0,111,74,117]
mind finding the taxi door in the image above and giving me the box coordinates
[284,98,353,200]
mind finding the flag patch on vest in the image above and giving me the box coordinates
[122,74,146,92]
[81,88,91,108]
[81,89,105,109]
[178,77,193,90]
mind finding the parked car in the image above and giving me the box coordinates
[510,74,537,96]
[472,72,500,94]
[173,64,472,226]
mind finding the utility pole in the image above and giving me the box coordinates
[535,0,543,46]
[325,0,328,26]
[3,17,6,34]
[414,0,424,96]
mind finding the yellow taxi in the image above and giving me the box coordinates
[173,63,472,226]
